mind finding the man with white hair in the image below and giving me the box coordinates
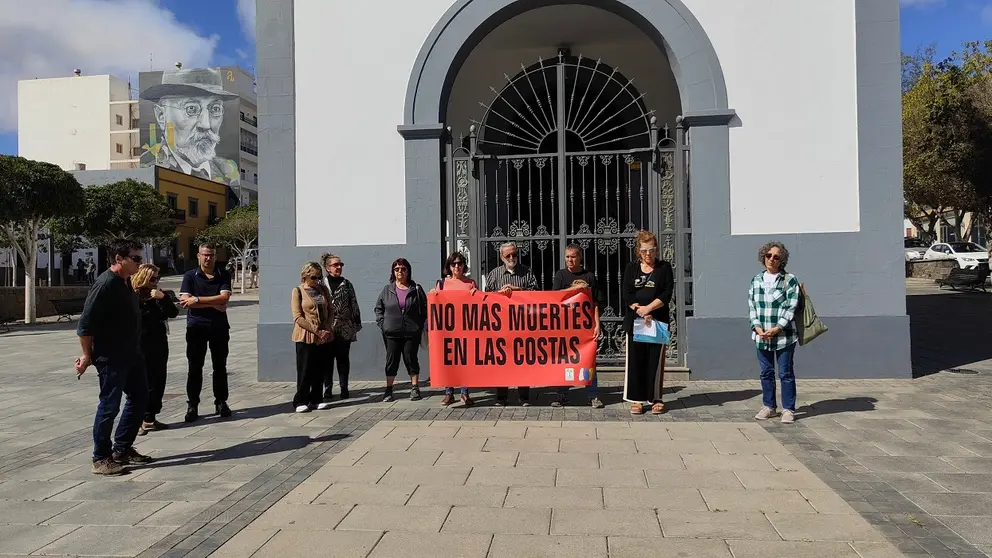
[484,242,538,406]
[140,67,240,186]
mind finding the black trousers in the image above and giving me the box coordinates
[384,335,420,378]
[496,386,531,402]
[142,344,168,420]
[323,337,351,399]
[295,342,327,408]
[186,326,230,406]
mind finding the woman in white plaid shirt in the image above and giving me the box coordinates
[748,241,801,424]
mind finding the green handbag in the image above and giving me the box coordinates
[797,284,828,346]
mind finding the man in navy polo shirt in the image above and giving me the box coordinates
[179,243,233,422]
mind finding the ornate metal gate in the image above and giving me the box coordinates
[443,52,692,368]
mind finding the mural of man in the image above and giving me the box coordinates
[140,67,240,186]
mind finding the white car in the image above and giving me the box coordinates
[923,242,989,269]
[904,237,928,261]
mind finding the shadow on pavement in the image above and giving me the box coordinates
[131,433,351,470]
[908,291,992,378]
[796,396,877,419]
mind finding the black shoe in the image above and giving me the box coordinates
[340,388,350,400]
[185,404,198,423]
[494,400,507,407]
[112,447,153,465]
[410,386,422,401]
[551,395,568,408]
[520,399,532,407]
[216,402,232,418]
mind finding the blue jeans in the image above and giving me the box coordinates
[444,387,469,395]
[558,375,600,398]
[92,357,148,461]
[757,344,797,412]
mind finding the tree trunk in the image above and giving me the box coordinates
[24,239,38,324]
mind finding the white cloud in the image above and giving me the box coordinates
[237,0,256,41]
[0,0,219,133]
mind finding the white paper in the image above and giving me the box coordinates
[633,318,656,337]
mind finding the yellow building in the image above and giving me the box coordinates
[156,167,229,268]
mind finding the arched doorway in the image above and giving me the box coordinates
[440,5,691,368]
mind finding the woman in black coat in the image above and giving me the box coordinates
[622,231,675,415]
[131,264,179,433]
[374,258,428,402]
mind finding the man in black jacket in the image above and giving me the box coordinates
[551,244,603,408]
[75,240,152,476]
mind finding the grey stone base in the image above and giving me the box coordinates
[257,322,430,382]
[685,315,912,380]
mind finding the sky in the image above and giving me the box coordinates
[0,0,985,156]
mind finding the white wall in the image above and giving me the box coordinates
[18,75,114,170]
[294,0,865,246]
[682,0,861,235]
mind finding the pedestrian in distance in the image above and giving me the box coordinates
[749,241,801,424]
[292,262,335,413]
[374,258,428,402]
[179,243,233,422]
[131,263,179,435]
[75,240,153,476]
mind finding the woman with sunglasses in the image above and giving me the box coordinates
[131,264,179,435]
[749,241,801,424]
[429,252,477,407]
[374,258,428,402]
[621,231,674,415]
[320,253,361,401]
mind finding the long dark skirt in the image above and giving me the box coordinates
[623,335,667,403]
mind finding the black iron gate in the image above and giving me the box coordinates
[443,53,692,367]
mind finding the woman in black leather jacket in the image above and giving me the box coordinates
[132,264,179,434]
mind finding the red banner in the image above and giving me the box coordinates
[427,289,598,388]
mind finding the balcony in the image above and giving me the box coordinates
[207,215,221,226]
[240,114,258,127]
[240,144,258,156]
[170,208,186,224]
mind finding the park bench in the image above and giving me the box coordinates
[0,313,14,334]
[935,267,990,292]
[51,298,88,323]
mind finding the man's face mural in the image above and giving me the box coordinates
[155,95,224,166]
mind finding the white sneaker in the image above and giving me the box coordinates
[754,406,778,420]
[316,402,333,410]
[294,405,311,413]
[781,410,795,424]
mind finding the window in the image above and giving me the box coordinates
[208,202,218,222]
[115,143,123,154]
[132,147,142,157]
[167,193,178,209]
[253,172,258,183]
[188,198,199,217]
[115,115,123,126]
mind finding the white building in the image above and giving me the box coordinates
[17,72,140,171]
[272,0,910,380]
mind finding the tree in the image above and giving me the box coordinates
[198,202,258,294]
[902,41,992,241]
[48,217,87,285]
[75,179,177,246]
[0,156,85,323]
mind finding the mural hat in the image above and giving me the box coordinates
[140,67,239,102]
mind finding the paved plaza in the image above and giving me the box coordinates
[0,279,990,557]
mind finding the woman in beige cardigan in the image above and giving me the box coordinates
[291,262,335,413]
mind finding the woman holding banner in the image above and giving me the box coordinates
[375,258,428,402]
[622,231,675,415]
[430,252,478,407]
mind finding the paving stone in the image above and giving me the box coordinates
[249,502,353,530]
[551,508,661,537]
[504,487,603,509]
[0,524,80,555]
[656,510,780,540]
[734,470,831,490]
[251,529,383,558]
[940,458,992,474]
[336,504,450,533]
[45,500,168,526]
[602,487,706,511]
[727,539,862,557]
[368,532,492,558]
[409,436,486,452]
[554,468,647,488]
[378,465,472,486]
[407,484,508,507]
[134,481,244,502]
[516,452,599,469]
[435,450,519,468]
[557,439,636,454]
[35,525,178,556]
[279,480,332,504]
[482,438,560,454]
[355,450,443,467]
[932,516,992,545]
[643,469,745,490]
[489,534,607,558]
[308,464,390,484]
[853,456,965,474]
[48,480,162,502]
[208,527,278,558]
[136,501,214,527]
[441,506,551,535]
[313,482,415,506]
[906,493,992,516]
[699,488,816,513]
[466,466,556,487]
[710,440,794,455]
[386,425,460,439]
[799,489,861,514]
[130,464,234,482]
[0,480,82,500]
[525,426,596,440]
[682,453,776,472]
[0,500,79,525]
[608,536,733,557]
[454,425,528,438]
[767,512,888,542]
[597,452,685,471]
